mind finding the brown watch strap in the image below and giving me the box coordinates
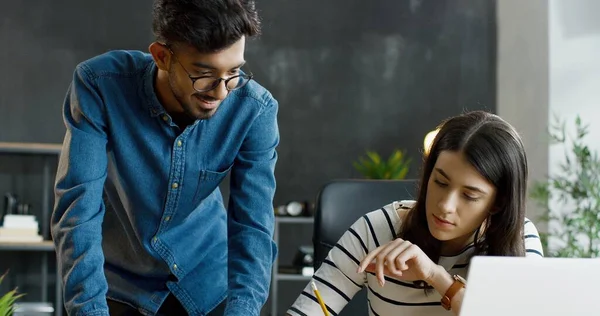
[441,275,466,310]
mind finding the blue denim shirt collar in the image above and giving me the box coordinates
[142,61,166,118]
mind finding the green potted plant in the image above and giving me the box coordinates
[0,271,24,316]
[353,149,411,179]
[530,115,600,258]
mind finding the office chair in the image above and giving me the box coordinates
[312,179,418,316]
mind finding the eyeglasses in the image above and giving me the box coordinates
[166,46,253,93]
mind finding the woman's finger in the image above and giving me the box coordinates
[365,262,393,275]
[396,255,410,270]
[383,240,412,275]
[373,243,399,286]
[357,245,384,273]
[358,238,404,272]
[393,245,419,273]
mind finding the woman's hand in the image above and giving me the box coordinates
[357,238,438,287]
[357,238,464,315]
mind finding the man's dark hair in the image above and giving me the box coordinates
[152,0,261,53]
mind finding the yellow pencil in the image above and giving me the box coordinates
[311,280,330,316]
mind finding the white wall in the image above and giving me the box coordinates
[549,0,600,157]
[547,0,600,251]
[496,0,549,225]
[498,0,600,234]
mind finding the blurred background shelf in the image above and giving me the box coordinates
[0,142,63,316]
[270,216,314,316]
[0,142,62,155]
[275,273,312,282]
[0,241,55,252]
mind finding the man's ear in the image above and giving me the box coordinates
[149,42,171,71]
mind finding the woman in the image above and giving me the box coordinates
[287,111,544,316]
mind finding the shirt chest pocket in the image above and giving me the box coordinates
[192,164,233,205]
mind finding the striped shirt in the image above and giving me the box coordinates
[288,200,544,316]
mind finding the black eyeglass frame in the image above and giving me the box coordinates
[163,44,254,93]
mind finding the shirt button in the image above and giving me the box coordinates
[162,115,168,121]
[173,264,178,270]
[171,182,179,189]
[152,236,158,242]
[164,216,171,222]
[177,140,182,147]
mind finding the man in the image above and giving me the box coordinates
[51,1,279,315]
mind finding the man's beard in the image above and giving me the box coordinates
[168,71,217,121]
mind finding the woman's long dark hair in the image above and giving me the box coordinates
[399,111,528,267]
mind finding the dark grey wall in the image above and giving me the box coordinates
[255,2,496,314]
[0,1,496,315]
[254,0,496,207]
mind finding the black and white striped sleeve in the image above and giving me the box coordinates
[287,216,373,316]
[524,218,544,257]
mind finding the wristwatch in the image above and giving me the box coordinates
[441,274,466,310]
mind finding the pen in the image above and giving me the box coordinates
[311,280,329,316]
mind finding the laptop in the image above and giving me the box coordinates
[461,256,600,316]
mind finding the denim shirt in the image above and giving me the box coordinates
[51,50,279,316]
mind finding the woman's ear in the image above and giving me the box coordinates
[490,197,505,215]
[489,206,501,215]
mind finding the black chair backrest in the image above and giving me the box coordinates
[311,179,418,316]
[313,179,418,269]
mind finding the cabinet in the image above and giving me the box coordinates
[0,142,63,316]
[270,216,314,316]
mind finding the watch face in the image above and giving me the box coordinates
[454,274,467,286]
[286,201,304,216]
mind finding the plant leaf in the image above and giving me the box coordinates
[530,114,600,258]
